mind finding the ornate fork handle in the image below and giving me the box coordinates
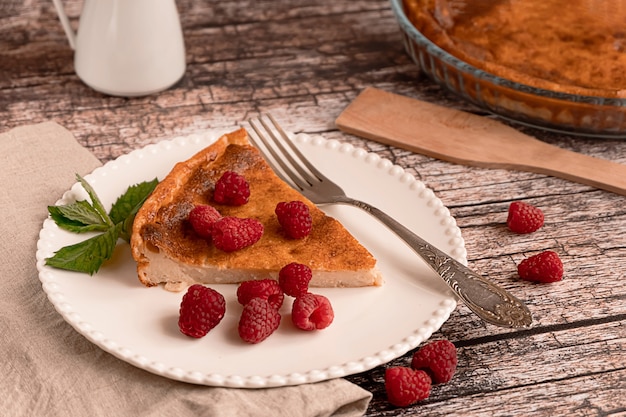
[336,196,533,328]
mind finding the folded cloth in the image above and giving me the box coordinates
[0,122,372,417]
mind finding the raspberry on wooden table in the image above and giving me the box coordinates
[517,250,564,283]
[188,205,222,239]
[278,262,312,297]
[178,284,226,338]
[291,293,334,331]
[238,297,281,344]
[237,279,284,310]
[507,201,544,234]
[275,200,312,239]
[411,339,458,384]
[384,367,432,407]
[210,216,264,252]
[213,171,250,206]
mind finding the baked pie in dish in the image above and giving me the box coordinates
[392,0,626,136]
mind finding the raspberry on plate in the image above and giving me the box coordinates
[237,279,284,310]
[238,297,281,344]
[275,200,313,239]
[210,216,264,252]
[507,201,544,234]
[188,205,222,239]
[385,367,432,407]
[278,262,312,297]
[178,284,226,338]
[291,293,334,331]
[517,250,564,283]
[411,339,458,384]
[213,171,250,206]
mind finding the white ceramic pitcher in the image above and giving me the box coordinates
[52,0,186,97]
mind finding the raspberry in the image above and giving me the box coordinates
[213,171,250,206]
[237,279,284,310]
[517,250,563,283]
[507,201,544,234]
[178,284,226,338]
[291,293,334,331]
[384,367,431,407]
[238,297,281,344]
[188,205,222,239]
[278,262,312,297]
[411,339,458,384]
[275,201,312,239]
[210,216,263,252]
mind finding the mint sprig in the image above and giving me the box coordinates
[45,174,158,275]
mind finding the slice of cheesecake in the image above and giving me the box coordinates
[130,128,383,292]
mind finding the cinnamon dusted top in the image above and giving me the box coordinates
[404,0,626,97]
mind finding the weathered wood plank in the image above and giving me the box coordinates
[349,320,626,415]
[360,368,626,416]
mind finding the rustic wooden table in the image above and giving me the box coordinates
[2,1,625,416]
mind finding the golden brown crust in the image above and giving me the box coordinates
[404,0,626,97]
[131,128,380,289]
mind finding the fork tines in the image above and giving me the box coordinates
[247,114,321,191]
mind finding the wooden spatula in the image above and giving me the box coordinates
[336,87,626,196]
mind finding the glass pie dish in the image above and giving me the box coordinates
[390,0,626,137]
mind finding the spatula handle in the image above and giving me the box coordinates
[517,145,626,196]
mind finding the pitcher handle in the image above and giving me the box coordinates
[51,0,77,49]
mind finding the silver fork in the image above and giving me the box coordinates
[248,114,532,328]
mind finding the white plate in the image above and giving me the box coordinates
[35,128,465,388]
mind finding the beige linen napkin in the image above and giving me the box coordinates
[0,122,372,417]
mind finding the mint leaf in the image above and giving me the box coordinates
[120,189,158,243]
[45,223,122,275]
[109,178,158,225]
[48,201,109,233]
[45,175,161,275]
[76,174,114,228]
